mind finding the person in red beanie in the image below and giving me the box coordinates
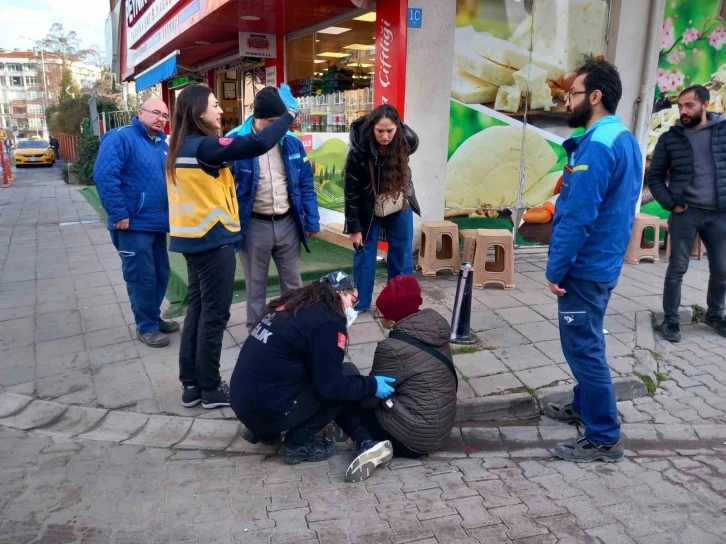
[336,275,458,482]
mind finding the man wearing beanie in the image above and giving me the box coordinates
[336,275,458,482]
[227,87,320,329]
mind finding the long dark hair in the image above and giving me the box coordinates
[365,104,410,196]
[256,281,346,326]
[166,84,218,184]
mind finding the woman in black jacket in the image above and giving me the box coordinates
[229,271,397,465]
[344,104,420,312]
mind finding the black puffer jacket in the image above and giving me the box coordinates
[647,118,726,211]
[371,309,456,454]
[343,116,420,242]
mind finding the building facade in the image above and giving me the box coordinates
[107,0,675,246]
[0,50,103,139]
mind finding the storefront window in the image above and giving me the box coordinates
[286,11,377,214]
[447,0,611,247]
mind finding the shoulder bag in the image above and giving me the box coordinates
[369,160,409,217]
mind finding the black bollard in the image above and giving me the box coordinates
[450,262,476,344]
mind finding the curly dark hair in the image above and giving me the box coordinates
[365,104,410,196]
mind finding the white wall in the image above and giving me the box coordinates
[608,0,660,132]
[404,0,456,246]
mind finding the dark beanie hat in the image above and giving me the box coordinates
[375,275,423,322]
[254,87,288,119]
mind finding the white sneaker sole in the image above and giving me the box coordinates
[345,440,393,483]
[181,398,201,408]
[201,401,230,409]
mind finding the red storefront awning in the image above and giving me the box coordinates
[122,0,364,81]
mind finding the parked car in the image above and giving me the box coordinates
[14,138,55,167]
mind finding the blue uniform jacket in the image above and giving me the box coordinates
[227,118,320,253]
[93,117,168,232]
[546,115,643,285]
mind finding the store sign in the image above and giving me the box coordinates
[168,75,197,89]
[126,0,153,27]
[373,0,407,116]
[265,66,277,88]
[239,32,277,59]
[128,0,184,46]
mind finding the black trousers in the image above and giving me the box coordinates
[664,207,726,323]
[242,362,359,447]
[179,244,236,392]
[335,402,424,458]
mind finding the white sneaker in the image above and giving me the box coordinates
[345,440,393,483]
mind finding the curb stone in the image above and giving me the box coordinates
[635,311,655,351]
[536,377,647,410]
[654,308,693,325]
[2,395,726,454]
[456,393,538,421]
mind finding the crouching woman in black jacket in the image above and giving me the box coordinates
[229,271,397,465]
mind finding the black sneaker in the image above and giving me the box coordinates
[542,403,584,425]
[704,313,726,337]
[282,436,336,465]
[201,381,230,409]
[553,436,624,463]
[181,384,201,407]
[345,440,393,483]
[159,319,180,333]
[138,330,170,348]
[241,427,281,446]
[660,320,681,343]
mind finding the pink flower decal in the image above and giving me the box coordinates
[682,28,699,45]
[666,49,685,65]
[710,26,726,50]
[662,17,675,50]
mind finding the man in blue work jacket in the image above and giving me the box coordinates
[228,88,320,330]
[93,99,178,348]
[544,59,642,463]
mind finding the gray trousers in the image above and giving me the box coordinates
[239,215,303,329]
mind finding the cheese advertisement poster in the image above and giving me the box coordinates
[447,0,611,246]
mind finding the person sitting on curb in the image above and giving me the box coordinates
[229,271,397,465]
[336,274,458,482]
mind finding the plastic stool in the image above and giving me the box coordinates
[624,213,660,265]
[417,221,461,276]
[472,229,515,290]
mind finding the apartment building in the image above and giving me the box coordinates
[0,50,103,139]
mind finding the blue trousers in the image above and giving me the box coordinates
[558,275,620,444]
[353,207,413,311]
[111,230,170,334]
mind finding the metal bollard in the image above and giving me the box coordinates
[450,262,475,344]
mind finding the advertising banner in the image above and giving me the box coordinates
[643,0,726,220]
[447,0,611,246]
[298,132,351,213]
[239,32,277,59]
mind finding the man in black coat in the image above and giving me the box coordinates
[648,84,726,342]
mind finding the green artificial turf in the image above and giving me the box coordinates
[79,186,383,317]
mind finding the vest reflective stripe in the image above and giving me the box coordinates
[169,207,241,235]
[176,157,198,165]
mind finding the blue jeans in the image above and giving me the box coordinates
[111,230,170,334]
[353,207,413,311]
[558,275,620,444]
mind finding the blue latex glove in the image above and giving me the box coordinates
[374,376,396,399]
[277,83,299,114]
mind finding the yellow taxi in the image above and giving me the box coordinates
[14,138,55,167]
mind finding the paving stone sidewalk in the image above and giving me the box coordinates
[2,422,726,543]
[3,158,726,426]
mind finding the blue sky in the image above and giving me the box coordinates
[0,0,108,56]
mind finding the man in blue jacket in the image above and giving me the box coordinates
[228,88,320,330]
[544,59,642,463]
[93,98,178,348]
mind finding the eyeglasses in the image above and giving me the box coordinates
[565,91,591,102]
[346,290,359,306]
[373,309,382,320]
[141,109,170,121]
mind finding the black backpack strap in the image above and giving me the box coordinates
[388,330,458,390]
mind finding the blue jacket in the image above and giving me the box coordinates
[228,118,320,252]
[546,115,643,285]
[93,117,168,232]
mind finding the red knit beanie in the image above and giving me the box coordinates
[375,275,423,322]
